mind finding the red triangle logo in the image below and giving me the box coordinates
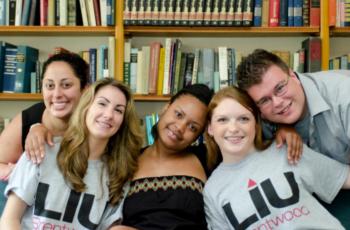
[248,179,256,188]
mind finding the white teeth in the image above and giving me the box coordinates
[52,102,67,110]
[97,121,111,128]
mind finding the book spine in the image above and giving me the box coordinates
[254,0,263,26]
[3,47,18,93]
[130,48,138,93]
[148,42,161,95]
[293,0,302,26]
[156,47,165,95]
[279,0,288,26]
[242,0,254,26]
[268,0,279,26]
[309,0,320,26]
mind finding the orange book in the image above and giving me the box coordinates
[148,42,161,95]
[329,0,336,26]
[310,0,320,27]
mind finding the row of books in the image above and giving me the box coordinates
[329,53,350,70]
[0,37,115,93]
[329,0,350,27]
[123,0,320,27]
[141,113,159,145]
[123,37,321,96]
[0,0,115,26]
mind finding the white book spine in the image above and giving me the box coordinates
[218,46,228,89]
[162,38,172,95]
[60,0,67,25]
[79,0,89,25]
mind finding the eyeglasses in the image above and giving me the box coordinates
[256,76,290,109]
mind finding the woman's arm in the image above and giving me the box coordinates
[0,192,27,230]
[0,113,23,164]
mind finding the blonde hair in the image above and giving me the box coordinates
[204,87,271,163]
[57,78,143,204]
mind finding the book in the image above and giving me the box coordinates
[293,0,302,26]
[302,37,321,72]
[92,0,101,26]
[242,0,254,26]
[184,52,194,87]
[9,0,16,25]
[261,0,269,26]
[211,0,220,26]
[148,42,161,95]
[29,0,40,25]
[162,38,172,95]
[151,0,160,25]
[3,46,18,93]
[89,48,97,83]
[141,45,150,94]
[180,0,190,25]
[130,48,138,93]
[15,45,39,93]
[268,0,279,26]
[21,0,32,25]
[15,0,23,26]
[234,0,244,26]
[60,0,68,25]
[123,41,131,86]
[0,42,16,92]
[218,46,228,89]
[156,47,165,95]
[254,0,263,26]
[0,0,5,25]
[279,0,288,26]
[203,0,213,26]
[309,0,320,27]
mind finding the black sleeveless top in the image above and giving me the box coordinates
[121,145,209,230]
[21,102,45,148]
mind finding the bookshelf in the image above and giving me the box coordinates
[0,0,337,115]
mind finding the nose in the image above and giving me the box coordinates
[228,120,238,132]
[52,86,63,98]
[271,95,284,108]
[176,120,187,134]
[103,107,114,119]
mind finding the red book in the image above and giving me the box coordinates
[268,0,280,26]
[329,0,336,26]
[309,0,320,27]
[93,0,101,26]
[40,0,48,25]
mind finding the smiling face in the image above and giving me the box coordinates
[157,94,207,152]
[85,85,127,143]
[208,98,256,163]
[42,61,83,120]
[246,65,306,124]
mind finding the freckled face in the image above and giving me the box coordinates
[42,61,82,120]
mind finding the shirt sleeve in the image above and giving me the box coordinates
[203,187,232,230]
[298,144,349,203]
[5,152,40,206]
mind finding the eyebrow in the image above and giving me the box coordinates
[97,96,126,107]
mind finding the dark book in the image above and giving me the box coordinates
[293,0,303,26]
[302,37,321,73]
[195,0,205,26]
[144,0,153,25]
[55,0,60,25]
[184,52,195,87]
[151,0,160,25]
[188,0,197,26]
[287,0,293,26]
[9,0,16,25]
[21,0,32,25]
[89,48,97,83]
[137,0,145,25]
[279,0,288,26]
[107,0,115,26]
[0,42,16,92]
[203,0,213,26]
[302,0,309,26]
[124,0,131,25]
[93,0,101,26]
[174,0,182,25]
[180,0,190,25]
[210,0,220,26]
[3,46,18,93]
[15,45,39,93]
[166,0,176,25]
[158,0,167,25]
[130,0,138,25]
[29,0,40,25]
[233,0,244,26]
[242,0,254,26]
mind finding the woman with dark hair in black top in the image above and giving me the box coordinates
[0,52,89,213]
[111,84,216,230]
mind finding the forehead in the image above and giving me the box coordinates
[213,98,253,116]
[247,65,288,100]
[169,94,207,120]
[94,85,127,105]
[43,61,77,80]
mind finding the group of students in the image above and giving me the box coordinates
[0,49,349,229]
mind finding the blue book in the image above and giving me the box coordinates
[253,0,262,26]
[293,0,303,26]
[279,0,288,26]
[21,0,32,25]
[89,48,97,83]
[107,0,115,25]
[0,42,16,92]
[3,47,18,93]
[287,0,294,26]
[15,45,39,93]
[145,115,155,145]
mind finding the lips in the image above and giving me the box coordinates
[96,120,112,129]
[51,101,69,110]
[166,128,182,141]
[276,101,292,115]
[225,136,244,144]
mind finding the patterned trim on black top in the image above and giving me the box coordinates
[128,175,204,196]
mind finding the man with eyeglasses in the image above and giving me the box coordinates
[236,48,350,227]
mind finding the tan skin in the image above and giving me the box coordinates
[0,61,83,180]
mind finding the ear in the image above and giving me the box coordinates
[207,122,214,137]
[289,69,297,79]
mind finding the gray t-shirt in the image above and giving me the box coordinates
[204,143,349,230]
[5,137,122,229]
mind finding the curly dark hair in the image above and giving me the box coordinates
[41,52,89,89]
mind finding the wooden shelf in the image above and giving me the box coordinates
[0,93,170,102]
[124,26,320,37]
[330,27,350,37]
[0,26,115,36]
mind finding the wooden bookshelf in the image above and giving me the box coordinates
[124,26,320,37]
[0,26,115,36]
